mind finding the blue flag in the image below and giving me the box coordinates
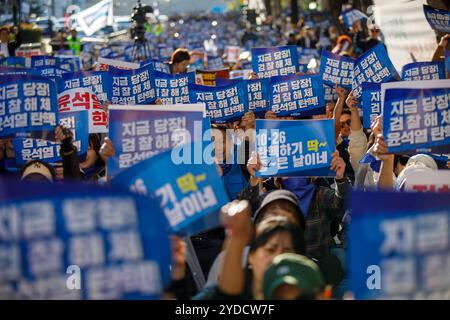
[320,50,354,89]
[352,43,399,98]
[0,74,58,139]
[154,71,195,104]
[111,145,229,236]
[382,80,450,154]
[107,104,205,177]
[361,82,382,128]
[0,179,172,299]
[13,111,89,165]
[0,57,26,68]
[401,62,446,81]
[255,119,335,177]
[189,82,248,124]
[269,74,325,117]
[109,66,156,105]
[350,190,450,300]
[423,4,450,33]
[341,9,368,29]
[251,46,298,79]
[58,71,111,104]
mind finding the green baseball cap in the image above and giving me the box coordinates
[263,253,325,299]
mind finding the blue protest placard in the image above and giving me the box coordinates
[251,46,298,79]
[142,59,172,74]
[0,74,58,139]
[56,56,82,72]
[382,80,450,154]
[255,119,335,177]
[0,57,26,68]
[207,56,225,70]
[109,66,156,105]
[111,146,229,236]
[401,62,446,81]
[154,71,195,104]
[341,9,368,29]
[269,74,325,118]
[189,82,248,124]
[446,51,450,75]
[320,50,354,89]
[298,47,320,65]
[107,104,205,177]
[13,111,89,165]
[35,66,68,80]
[156,44,172,61]
[0,180,172,300]
[352,43,399,98]
[30,55,58,68]
[247,78,270,116]
[0,66,40,76]
[423,4,450,33]
[361,82,382,128]
[349,191,450,300]
[324,84,338,104]
[58,71,111,104]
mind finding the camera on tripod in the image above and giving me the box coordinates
[131,0,154,42]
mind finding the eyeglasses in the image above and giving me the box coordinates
[340,119,351,128]
[370,29,380,33]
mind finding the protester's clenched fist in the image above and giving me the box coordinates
[330,151,346,179]
[99,137,116,162]
[220,200,253,241]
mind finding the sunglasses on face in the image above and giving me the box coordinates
[340,119,351,128]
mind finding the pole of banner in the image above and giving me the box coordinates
[184,237,206,291]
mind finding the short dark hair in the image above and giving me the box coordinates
[341,109,352,117]
[250,218,306,256]
[170,48,190,64]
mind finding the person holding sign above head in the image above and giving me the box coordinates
[169,48,203,75]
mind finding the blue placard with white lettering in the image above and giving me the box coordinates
[255,119,335,177]
[142,59,172,74]
[320,50,354,89]
[352,43,399,98]
[35,66,68,80]
[382,81,450,154]
[423,4,450,33]
[401,62,446,81]
[269,74,325,118]
[30,56,58,68]
[362,82,381,128]
[57,56,81,72]
[109,66,156,105]
[251,46,298,79]
[124,45,134,62]
[157,44,172,61]
[189,82,248,124]
[99,47,113,58]
[0,74,58,139]
[58,71,111,104]
[446,51,450,74]
[0,57,26,68]
[341,9,368,29]
[107,105,205,177]
[324,84,339,104]
[350,191,450,300]
[207,56,225,70]
[0,66,40,76]
[111,145,229,236]
[0,179,172,299]
[154,71,195,104]
[13,110,89,165]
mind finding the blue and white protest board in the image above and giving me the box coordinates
[30,55,58,69]
[423,5,450,34]
[154,71,195,105]
[0,180,172,299]
[156,44,172,61]
[320,50,354,89]
[0,74,58,139]
[269,74,325,117]
[107,104,205,177]
[401,62,446,81]
[58,87,108,134]
[58,71,111,104]
[247,78,270,116]
[13,111,89,165]
[382,80,450,154]
[324,84,339,104]
[255,119,335,177]
[341,9,368,29]
[350,191,450,300]
[352,43,399,98]
[298,47,320,66]
[97,57,140,71]
[0,57,26,68]
[189,82,248,124]
[109,66,156,105]
[362,82,382,128]
[0,66,40,76]
[56,56,82,73]
[252,46,298,79]
[143,59,171,74]
[111,146,229,236]
[446,51,450,75]
[35,66,67,81]
[206,56,225,70]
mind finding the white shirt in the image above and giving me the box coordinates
[0,43,9,57]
